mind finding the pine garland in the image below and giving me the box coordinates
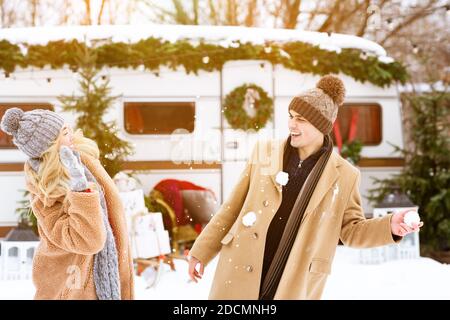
[0,38,407,87]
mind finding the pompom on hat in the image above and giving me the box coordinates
[1,107,64,170]
[288,74,346,134]
[1,107,23,136]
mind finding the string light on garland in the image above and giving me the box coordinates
[312,58,318,66]
[230,41,240,48]
[279,49,291,59]
[386,18,395,31]
[202,56,210,64]
[264,46,272,54]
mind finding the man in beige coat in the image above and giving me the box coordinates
[188,75,422,300]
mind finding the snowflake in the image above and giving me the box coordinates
[331,183,339,204]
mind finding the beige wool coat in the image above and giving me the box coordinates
[27,154,134,300]
[189,138,401,300]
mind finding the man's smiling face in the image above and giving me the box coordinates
[288,109,323,148]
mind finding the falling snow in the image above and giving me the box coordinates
[331,183,339,205]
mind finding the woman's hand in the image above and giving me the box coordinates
[59,146,89,192]
[188,256,204,283]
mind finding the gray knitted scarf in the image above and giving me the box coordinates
[83,165,121,300]
[27,152,121,299]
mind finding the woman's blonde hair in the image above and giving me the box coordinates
[25,128,100,206]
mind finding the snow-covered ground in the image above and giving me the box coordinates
[322,246,450,300]
[1,246,450,300]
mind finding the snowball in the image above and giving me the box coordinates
[242,211,257,227]
[404,211,420,228]
[275,171,289,186]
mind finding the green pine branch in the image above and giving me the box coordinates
[368,92,450,252]
[59,46,134,177]
[15,189,38,234]
[0,38,407,88]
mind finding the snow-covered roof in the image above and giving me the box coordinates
[0,24,394,63]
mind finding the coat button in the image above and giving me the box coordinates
[263,200,269,207]
[246,265,253,272]
[252,232,258,239]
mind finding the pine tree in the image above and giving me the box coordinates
[368,91,450,253]
[59,47,133,177]
[340,139,363,165]
[15,189,38,235]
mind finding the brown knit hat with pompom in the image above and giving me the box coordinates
[288,74,346,134]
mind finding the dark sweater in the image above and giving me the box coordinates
[259,137,327,298]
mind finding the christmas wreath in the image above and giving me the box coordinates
[223,84,273,131]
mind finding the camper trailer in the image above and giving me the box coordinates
[0,25,405,238]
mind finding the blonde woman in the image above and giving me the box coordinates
[0,108,134,300]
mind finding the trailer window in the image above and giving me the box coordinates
[124,101,195,135]
[0,103,54,149]
[332,103,382,145]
